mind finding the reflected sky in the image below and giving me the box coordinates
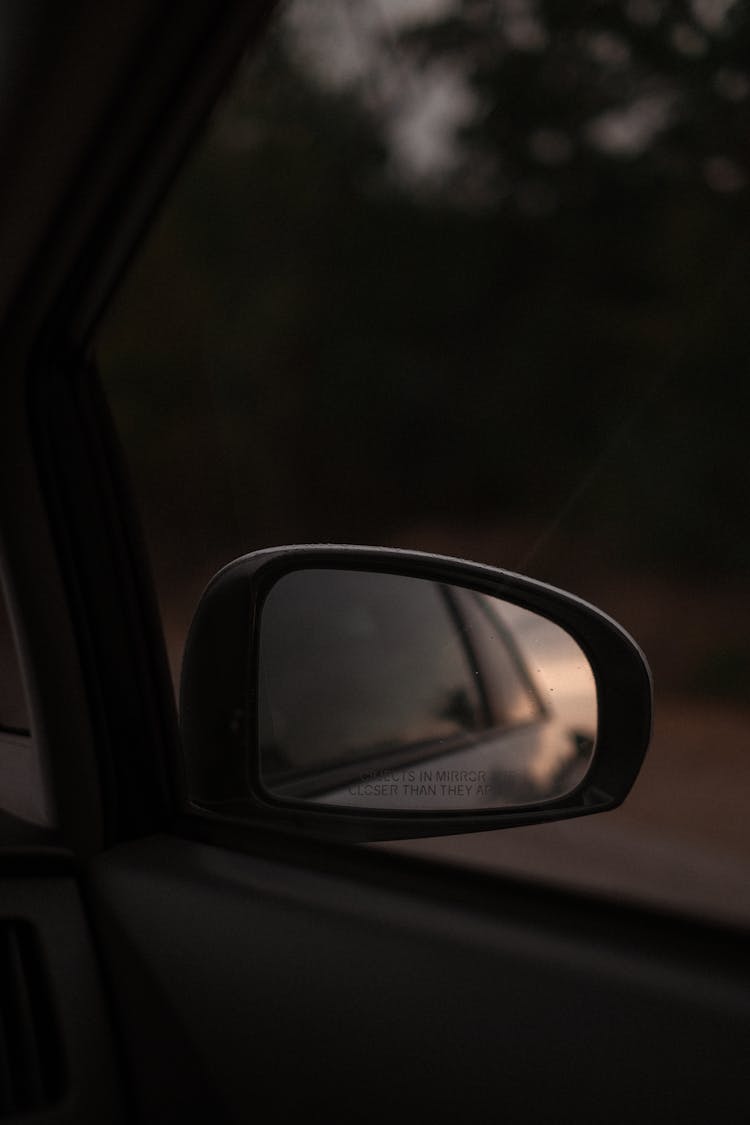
[495,600,597,736]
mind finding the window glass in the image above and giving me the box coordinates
[98,0,750,925]
[260,571,485,777]
[456,593,542,728]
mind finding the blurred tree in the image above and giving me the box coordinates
[102,0,750,579]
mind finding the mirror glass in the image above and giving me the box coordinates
[257,569,597,811]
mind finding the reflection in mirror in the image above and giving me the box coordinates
[258,569,597,811]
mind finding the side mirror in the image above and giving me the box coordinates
[180,546,652,842]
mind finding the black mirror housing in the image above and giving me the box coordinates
[180,546,652,842]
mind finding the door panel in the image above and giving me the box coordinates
[88,833,750,1124]
[0,870,124,1123]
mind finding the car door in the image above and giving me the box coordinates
[0,3,748,1124]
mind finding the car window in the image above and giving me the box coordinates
[455,592,543,729]
[259,570,487,776]
[97,0,750,925]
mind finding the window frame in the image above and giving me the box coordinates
[0,0,277,856]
